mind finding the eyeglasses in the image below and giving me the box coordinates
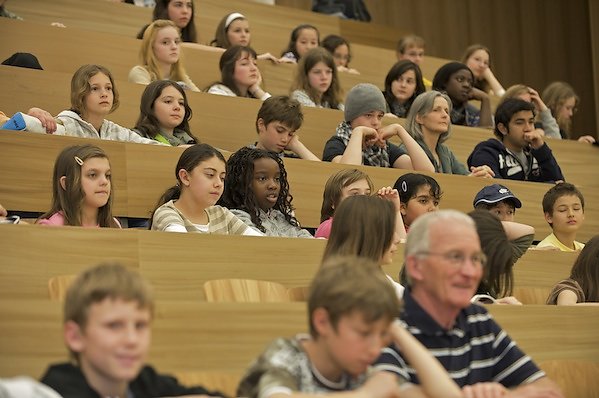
[417,250,487,267]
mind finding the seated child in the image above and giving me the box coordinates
[150,144,263,235]
[546,235,599,305]
[237,255,461,398]
[40,263,220,398]
[251,96,319,161]
[133,80,198,145]
[290,47,344,110]
[394,173,441,232]
[29,64,166,144]
[280,24,320,63]
[321,34,360,74]
[316,168,374,238]
[383,60,426,118]
[473,183,534,260]
[219,147,312,238]
[128,19,200,91]
[537,182,585,251]
[432,62,493,128]
[467,98,564,182]
[37,145,121,228]
[207,46,270,100]
[322,83,434,171]
[395,34,431,87]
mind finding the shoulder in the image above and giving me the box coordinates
[41,363,95,397]
[38,212,65,226]
[315,218,333,238]
[291,90,316,106]
[128,65,151,81]
[208,84,236,96]
[152,201,183,229]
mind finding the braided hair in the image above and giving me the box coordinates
[219,147,300,232]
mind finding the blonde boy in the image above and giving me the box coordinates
[237,256,461,398]
[40,263,217,398]
[538,183,585,251]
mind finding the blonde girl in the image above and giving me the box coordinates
[38,145,120,228]
[290,47,343,110]
[129,19,200,92]
[150,144,263,235]
[315,168,374,238]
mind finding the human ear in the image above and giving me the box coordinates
[400,201,407,216]
[64,320,85,353]
[543,211,553,225]
[405,256,424,282]
[59,176,67,191]
[256,118,265,133]
[497,123,508,136]
[178,168,191,187]
[415,113,423,125]
[312,307,333,337]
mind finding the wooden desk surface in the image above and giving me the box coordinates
[1,299,597,378]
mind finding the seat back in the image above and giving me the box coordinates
[47,275,76,301]
[512,286,553,305]
[540,359,599,398]
[203,279,291,302]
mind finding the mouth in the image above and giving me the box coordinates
[266,193,279,203]
[95,191,109,195]
[99,101,110,105]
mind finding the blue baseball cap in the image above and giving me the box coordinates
[473,184,522,208]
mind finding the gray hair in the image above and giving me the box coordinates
[405,210,475,259]
[404,90,453,144]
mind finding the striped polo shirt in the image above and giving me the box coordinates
[375,289,545,387]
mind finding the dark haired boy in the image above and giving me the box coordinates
[538,183,585,251]
[467,98,564,182]
[251,95,320,161]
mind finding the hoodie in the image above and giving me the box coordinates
[467,138,564,182]
[55,110,165,145]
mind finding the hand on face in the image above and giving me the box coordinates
[377,186,401,211]
[355,126,380,149]
[523,129,544,149]
[469,87,489,101]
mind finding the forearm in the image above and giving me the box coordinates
[395,211,406,240]
[486,73,505,97]
[290,141,320,161]
[397,131,434,172]
[538,109,561,139]
[478,99,493,128]
[338,133,364,165]
[502,221,534,241]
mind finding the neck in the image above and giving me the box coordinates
[82,112,104,132]
[236,83,249,97]
[80,359,128,398]
[553,230,577,250]
[159,126,174,137]
[174,190,209,224]
[422,128,440,153]
[81,205,100,226]
[255,141,266,150]
[302,338,344,382]
[158,62,171,79]
[411,288,459,330]
[503,140,524,153]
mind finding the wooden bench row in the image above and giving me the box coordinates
[3,129,598,240]
[0,224,577,302]
[1,298,598,381]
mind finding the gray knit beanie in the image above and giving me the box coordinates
[344,83,386,122]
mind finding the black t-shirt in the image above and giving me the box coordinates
[322,136,406,166]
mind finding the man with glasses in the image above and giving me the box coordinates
[375,210,563,397]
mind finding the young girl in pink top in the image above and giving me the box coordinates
[37,145,121,228]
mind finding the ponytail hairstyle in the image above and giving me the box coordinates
[148,144,225,228]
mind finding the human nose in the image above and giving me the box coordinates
[182,4,191,14]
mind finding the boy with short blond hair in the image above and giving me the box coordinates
[41,263,218,398]
[252,95,320,161]
[237,256,461,398]
[538,182,585,251]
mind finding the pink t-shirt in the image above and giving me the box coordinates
[38,212,121,228]
[315,217,333,239]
